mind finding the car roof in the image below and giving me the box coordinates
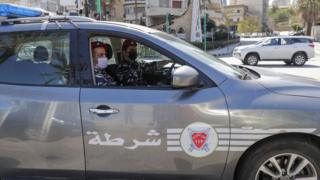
[0,15,159,34]
[269,36,314,39]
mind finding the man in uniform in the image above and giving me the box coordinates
[115,39,146,86]
[91,41,117,86]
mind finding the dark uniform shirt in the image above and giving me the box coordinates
[94,67,117,86]
[115,61,146,86]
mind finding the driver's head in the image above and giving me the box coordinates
[122,39,137,63]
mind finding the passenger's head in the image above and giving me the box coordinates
[34,46,49,62]
[91,41,108,69]
[122,39,137,63]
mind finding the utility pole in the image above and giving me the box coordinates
[166,13,170,33]
[135,0,138,24]
[84,0,89,17]
[204,13,207,51]
[96,0,102,20]
[203,0,208,51]
[75,0,79,9]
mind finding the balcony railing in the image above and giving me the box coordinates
[124,0,146,5]
[146,0,187,9]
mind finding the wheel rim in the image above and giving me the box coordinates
[294,55,306,65]
[255,153,318,180]
[247,56,258,65]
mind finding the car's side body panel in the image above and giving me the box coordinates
[0,85,85,179]
[81,87,230,179]
[219,78,320,180]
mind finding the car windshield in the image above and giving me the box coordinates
[150,31,244,78]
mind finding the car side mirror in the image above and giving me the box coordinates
[172,65,199,89]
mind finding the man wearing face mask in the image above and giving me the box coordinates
[91,41,117,86]
[116,39,146,86]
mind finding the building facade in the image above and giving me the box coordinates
[106,0,124,22]
[222,0,228,6]
[229,0,268,31]
[201,0,224,25]
[224,4,248,23]
[145,0,189,27]
[123,0,145,24]
[271,0,290,8]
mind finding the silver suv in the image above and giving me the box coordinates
[233,36,315,66]
[0,16,320,180]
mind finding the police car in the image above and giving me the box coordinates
[0,4,320,180]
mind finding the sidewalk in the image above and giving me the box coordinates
[208,43,240,57]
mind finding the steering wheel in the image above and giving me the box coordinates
[163,62,176,84]
[165,63,176,77]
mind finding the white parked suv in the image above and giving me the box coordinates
[233,36,315,66]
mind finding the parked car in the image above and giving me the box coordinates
[1,13,320,180]
[233,36,315,66]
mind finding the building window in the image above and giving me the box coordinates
[159,0,170,8]
[237,9,241,13]
[137,7,145,14]
[125,6,135,15]
[172,0,182,8]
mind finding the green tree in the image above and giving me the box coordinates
[268,7,297,31]
[237,16,260,34]
[291,23,303,31]
[298,0,320,35]
[271,5,279,13]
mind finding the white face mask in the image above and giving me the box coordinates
[96,57,108,69]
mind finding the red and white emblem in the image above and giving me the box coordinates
[180,122,218,157]
[191,130,208,150]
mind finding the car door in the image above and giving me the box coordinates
[79,30,230,179]
[0,30,85,179]
[259,38,281,60]
[279,38,295,59]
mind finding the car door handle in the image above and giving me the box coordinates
[89,106,120,115]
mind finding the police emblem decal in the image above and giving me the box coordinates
[180,122,218,157]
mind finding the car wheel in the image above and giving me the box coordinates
[236,138,320,180]
[292,53,307,66]
[284,61,292,65]
[244,54,259,66]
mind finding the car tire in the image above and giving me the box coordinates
[236,137,320,180]
[292,53,307,66]
[244,54,259,66]
[284,61,292,65]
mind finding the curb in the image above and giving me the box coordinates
[211,43,240,57]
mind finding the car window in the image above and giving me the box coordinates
[290,38,313,44]
[89,36,188,88]
[281,38,291,45]
[265,38,279,46]
[0,32,71,86]
[17,40,53,61]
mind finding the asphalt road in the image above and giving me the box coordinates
[219,41,320,81]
